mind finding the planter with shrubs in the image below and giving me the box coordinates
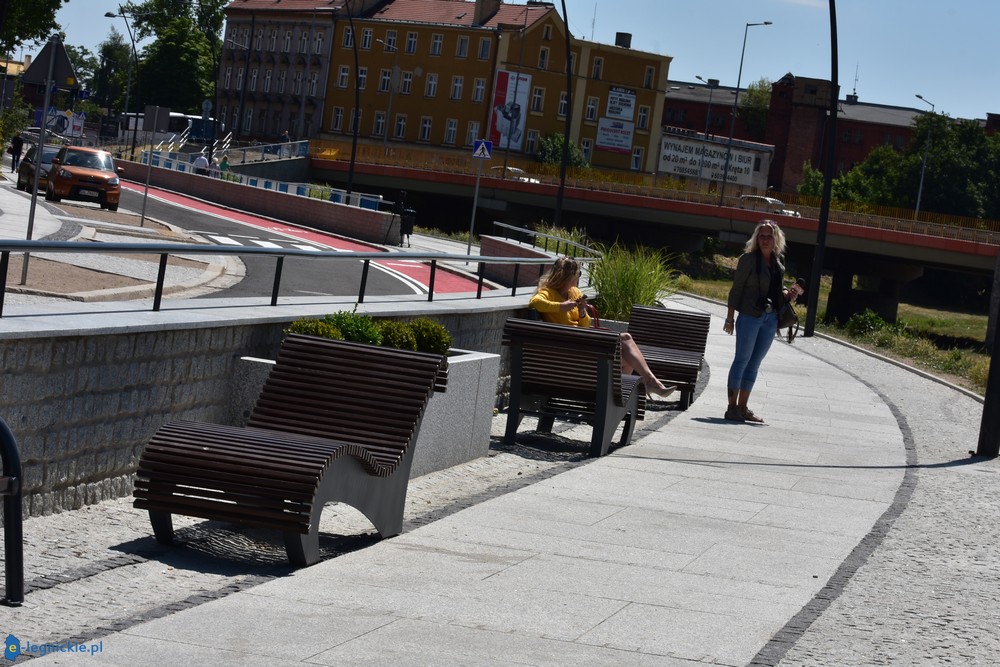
[230,310,499,477]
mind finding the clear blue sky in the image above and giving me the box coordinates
[56,0,998,120]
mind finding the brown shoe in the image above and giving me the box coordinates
[741,407,764,423]
[724,406,744,421]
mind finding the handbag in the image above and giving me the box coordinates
[777,301,800,343]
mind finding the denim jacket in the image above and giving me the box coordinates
[727,250,785,317]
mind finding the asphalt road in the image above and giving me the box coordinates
[118,187,423,300]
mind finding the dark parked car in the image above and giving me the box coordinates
[45,146,123,211]
[16,143,61,192]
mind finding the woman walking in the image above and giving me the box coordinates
[722,220,799,423]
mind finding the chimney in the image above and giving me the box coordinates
[615,32,632,49]
[474,0,502,25]
[23,54,31,68]
[846,93,859,104]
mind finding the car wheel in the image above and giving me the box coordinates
[16,178,25,192]
[100,202,107,210]
[45,185,60,202]
[108,204,118,212]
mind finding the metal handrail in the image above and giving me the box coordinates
[0,416,23,606]
[0,240,592,318]
[491,221,600,259]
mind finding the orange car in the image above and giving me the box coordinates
[45,146,124,211]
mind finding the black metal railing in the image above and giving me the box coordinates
[0,417,23,606]
[0,240,595,319]
[491,221,600,259]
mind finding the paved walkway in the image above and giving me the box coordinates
[1,170,998,665]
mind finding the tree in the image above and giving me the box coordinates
[538,134,588,168]
[136,16,213,114]
[64,44,98,92]
[0,0,66,53]
[94,31,132,115]
[738,77,771,142]
[127,0,226,40]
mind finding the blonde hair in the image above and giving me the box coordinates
[538,257,581,292]
[744,219,786,256]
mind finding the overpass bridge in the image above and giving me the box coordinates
[312,157,1000,323]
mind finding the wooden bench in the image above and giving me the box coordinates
[133,333,448,567]
[627,305,711,410]
[502,318,645,457]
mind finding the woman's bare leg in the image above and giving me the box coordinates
[619,334,672,396]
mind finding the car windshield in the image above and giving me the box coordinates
[64,151,114,171]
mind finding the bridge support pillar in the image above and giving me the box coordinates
[824,255,924,325]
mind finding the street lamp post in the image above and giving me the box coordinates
[337,0,361,195]
[914,94,935,220]
[105,8,140,161]
[718,20,771,207]
[695,75,719,191]
[376,38,399,156]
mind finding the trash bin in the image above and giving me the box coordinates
[400,208,416,247]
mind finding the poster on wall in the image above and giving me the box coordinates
[34,107,86,137]
[605,86,636,121]
[595,118,634,154]
[658,134,757,186]
[489,70,531,152]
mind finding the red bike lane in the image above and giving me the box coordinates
[122,182,486,294]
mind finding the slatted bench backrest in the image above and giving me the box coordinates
[628,306,711,354]
[502,318,625,407]
[247,334,447,477]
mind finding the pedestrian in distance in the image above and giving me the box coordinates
[722,219,801,423]
[9,135,23,172]
[208,157,220,178]
[192,153,209,176]
[219,155,230,174]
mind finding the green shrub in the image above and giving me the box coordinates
[407,317,452,355]
[590,242,680,320]
[377,319,418,351]
[324,310,383,346]
[286,318,343,340]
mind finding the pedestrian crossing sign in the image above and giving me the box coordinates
[472,140,492,159]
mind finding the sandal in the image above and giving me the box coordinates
[741,407,764,423]
[724,406,744,421]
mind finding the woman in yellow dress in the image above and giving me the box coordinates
[529,257,673,397]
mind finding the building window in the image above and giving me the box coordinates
[243,108,253,133]
[543,25,552,40]
[451,76,464,100]
[299,32,308,54]
[254,29,262,50]
[430,33,443,56]
[349,108,361,134]
[373,111,386,137]
[357,66,367,90]
[361,28,372,50]
[249,68,258,92]
[419,117,432,141]
[332,107,344,131]
[558,92,568,118]
[478,38,491,60]
[236,67,244,90]
[631,147,644,171]
[314,32,324,54]
[283,30,292,52]
[401,71,413,94]
[472,78,486,103]
[343,27,354,48]
[309,72,318,96]
[585,96,598,121]
[526,129,539,154]
[338,65,349,88]
[531,87,544,112]
[445,118,458,144]
[592,57,603,80]
[263,69,272,93]
[637,105,650,130]
[581,138,593,161]
[406,32,417,54]
[394,114,406,139]
[269,29,277,50]
[538,47,549,71]
[385,29,397,50]
[643,66,655,89]
[456,36,469,58]
[294,71,303,95]
[278,70,286,93]
[425,73,438,97]
[569,52,576,75]
[466,121,480,146]
[224,66,232,89]
[379,69,391,93]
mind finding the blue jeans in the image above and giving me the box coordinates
[727,311,777,392]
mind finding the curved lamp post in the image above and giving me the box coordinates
[717,20,771,206]
[376,38,399,156]
[695,75,719,190]
[337,0,361,195]
[104,8,140,161]
[914,94,935,220]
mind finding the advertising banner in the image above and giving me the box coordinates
[658,135,756,186]
[605,86,636,121]
[489,70,531,152]
[595,118,634,154]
